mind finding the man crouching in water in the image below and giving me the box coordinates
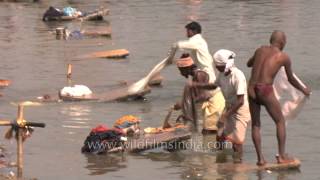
[247,30,311,166]
[183,49,251,163]
[174,53,225,133]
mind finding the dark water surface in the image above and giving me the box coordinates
[0,0,320,179]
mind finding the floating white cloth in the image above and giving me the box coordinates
[60,85,93,97]
[273,67,307,120]
[127,56,171,94]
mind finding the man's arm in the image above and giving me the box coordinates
[217,95,244,140]
[283,55,311,96]
[167,46,177,64]
[247,49,257,67]
[192,82,218,90]
[223,71,246,120]
[175,39,198,50]
[223,95,244,119]
[168,38,197,64]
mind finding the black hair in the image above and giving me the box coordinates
[185,21,202,34]
[178,64,197,71]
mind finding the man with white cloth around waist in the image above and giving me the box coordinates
[192,49,251,163]
[169,21,225,133]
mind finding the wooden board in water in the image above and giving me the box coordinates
[149,75,163,86]
[216,159,300,173]
[128,127,191,152]
[82,29,111,37]
[0,79,10,88]
[57,86,151,102]
[59,95,99,101]
[91,49,129,59]
[46,9,109,21]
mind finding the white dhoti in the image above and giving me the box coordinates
[223,104,251,145]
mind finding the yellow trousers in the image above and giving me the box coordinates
[201,91,225,131]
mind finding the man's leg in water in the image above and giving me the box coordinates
[262,91,294,163]
[249,97,266,165]
[232,143,243,163]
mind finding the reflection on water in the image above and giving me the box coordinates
[0,0,320,179]
[85,153,127,176]
[60,104,92,130]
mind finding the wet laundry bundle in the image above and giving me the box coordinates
[62,7,82,17]
[81,115,141,154]
[42,6,83,21]
[42,6,64,21]
[59,85,93,97]
[81,125,126,154]
[113,115,141,135]
[42,6,108,22]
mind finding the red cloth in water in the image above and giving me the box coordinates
[91,125,123,134]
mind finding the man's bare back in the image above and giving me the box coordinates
[247,30,311,166]
[247,45,290,99]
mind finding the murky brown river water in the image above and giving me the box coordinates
[0,0,320,179]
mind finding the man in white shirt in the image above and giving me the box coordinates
[170,21,225,133]
[193,49,251,163]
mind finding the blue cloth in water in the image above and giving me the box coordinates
[63,7,77,16]
[69,30,83,39]
[114,121,136,129]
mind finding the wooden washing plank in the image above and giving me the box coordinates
[0,79,10,88]
[80,9,109,21]
[216,158,300,173]
[45,9,109,21]
[148,74,163,86]
[91,49,130,59]
[95,86,151,102]
[118,75,163,87]
[56,86,150,102]
[128,127,191,152]
[59,94,99,101]
[82,29,111,37]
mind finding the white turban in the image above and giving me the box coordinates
[213,49,236,73]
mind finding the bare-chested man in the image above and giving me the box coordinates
[247,30,311,166]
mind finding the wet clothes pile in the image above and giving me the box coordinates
[60,85,92,97]
[42,6,64,21]
[81,125,125,154]
[42,6,84,21]
[113,115,141,135]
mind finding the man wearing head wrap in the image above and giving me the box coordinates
[192,49,251,163]
[169,21,225,132]
[175,53,225,134]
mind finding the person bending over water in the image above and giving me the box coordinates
[247,30,311,166]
